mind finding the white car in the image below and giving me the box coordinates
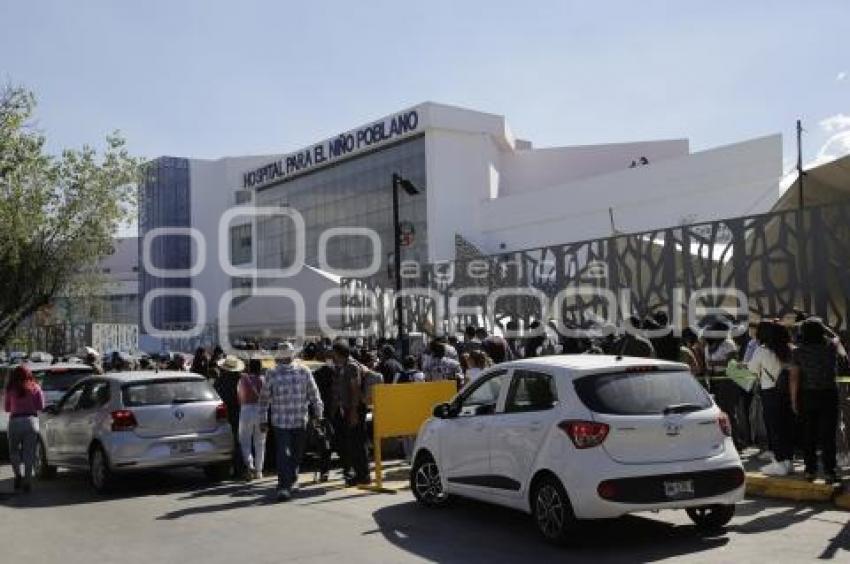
[36,371,234,492]
[410,355,745,544]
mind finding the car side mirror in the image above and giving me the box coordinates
[433,402,452,419]
[43,404,58,416]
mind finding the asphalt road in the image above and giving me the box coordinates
[1,466,849,563]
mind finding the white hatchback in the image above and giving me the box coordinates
[410,355,745,544]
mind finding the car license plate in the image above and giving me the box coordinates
[169,442,195,455]
[663,479,695,499]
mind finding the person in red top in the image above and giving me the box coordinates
[4,365,45,492]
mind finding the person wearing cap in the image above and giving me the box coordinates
[259,343,323,501]
[214,355,247,478]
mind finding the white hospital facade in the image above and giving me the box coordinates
[139,102,782,335]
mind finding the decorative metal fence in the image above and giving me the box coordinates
[342,202,850,337]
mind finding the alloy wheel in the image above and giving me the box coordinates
[535,483,565,539]
[414,461,445,504]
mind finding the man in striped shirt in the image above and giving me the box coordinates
[259,342,323,501]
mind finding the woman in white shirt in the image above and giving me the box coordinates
[748,321,794,476]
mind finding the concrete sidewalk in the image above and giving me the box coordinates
[741,449,849,509]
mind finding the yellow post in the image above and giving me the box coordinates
[359,381,457,493]
[374,426,383,490]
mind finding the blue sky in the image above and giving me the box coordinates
[2,0,849,178]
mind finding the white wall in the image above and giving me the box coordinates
[99,237,138,297]
[189,154,283,324]
[499,139,689,197]
[478,134,782,253]
[425,128,503,261]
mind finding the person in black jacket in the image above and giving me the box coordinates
[214,355,246,478]
[313,350,341,482]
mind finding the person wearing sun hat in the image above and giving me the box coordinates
[214,354,246,478]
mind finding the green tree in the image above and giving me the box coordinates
[0,84,141,349]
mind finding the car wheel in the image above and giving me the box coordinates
[686,504,735,531]
[35,439,57,480]
[410,453,449,507]
[89,446,114,493]
[532,475,578,545]
[203,462,231,482]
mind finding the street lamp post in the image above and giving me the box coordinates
[392,173,419,357]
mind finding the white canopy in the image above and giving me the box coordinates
[226,265,343,338]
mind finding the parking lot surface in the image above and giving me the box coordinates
[1,467,849,563]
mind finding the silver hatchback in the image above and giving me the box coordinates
[36,371,234,492]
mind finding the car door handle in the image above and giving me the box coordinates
[529,422,543,431]
[474,423,486,431]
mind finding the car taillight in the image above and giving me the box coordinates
[215,403,228,422]
[718,412,732,437]
[558,420,609,449]
[111,410,137,432]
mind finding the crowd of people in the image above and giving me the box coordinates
[6,312,848,498]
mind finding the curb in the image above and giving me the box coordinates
[746,472,844,506]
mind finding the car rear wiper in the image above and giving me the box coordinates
[172,398,202,404]
[662,403,704,415]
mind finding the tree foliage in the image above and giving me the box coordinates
[0,84,141,348]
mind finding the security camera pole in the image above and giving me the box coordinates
[392,173,419,357]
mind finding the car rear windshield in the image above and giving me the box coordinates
[122,379,217,407]
[33,368,94,392]
[574,370,712,415]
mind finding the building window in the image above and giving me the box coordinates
[230,224,252,265]
[231,277,253,306]
[235,190,252,205]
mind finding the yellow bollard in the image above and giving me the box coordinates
[359,381,457,493]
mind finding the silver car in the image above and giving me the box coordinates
[35,371,234,492]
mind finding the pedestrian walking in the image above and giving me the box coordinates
[790,318,843,483]
[259,343,324,501]
[4,365,45,493]
[329,341,371,487]
[238,359,267,480]
[214,354,246,478]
